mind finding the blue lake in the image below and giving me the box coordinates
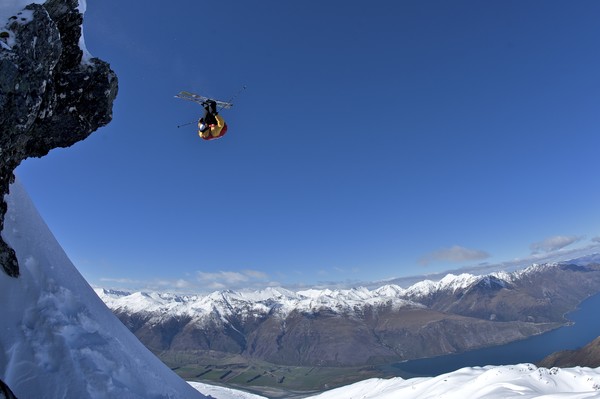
[391,292,600,377]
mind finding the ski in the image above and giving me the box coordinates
[175,91,234,109]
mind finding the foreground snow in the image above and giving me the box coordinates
[188,382,268,399]
[0,180,204,398]
[189,364,600,399]
[187,363,600,399]
[304,364,600,399]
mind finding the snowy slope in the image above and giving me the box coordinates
[0,180,205,398]
[188,364,600,399]
[188,365,600,399]
[188,382,268,399]
[307,364,600,399]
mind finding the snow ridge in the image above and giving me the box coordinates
[96,262,569,325]
[96,285,422,323]
[306,364,600,399]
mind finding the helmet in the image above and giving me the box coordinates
[198,122,207,132]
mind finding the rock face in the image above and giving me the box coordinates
[0,0,118,277]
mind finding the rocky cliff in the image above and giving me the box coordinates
[0,0,117,277]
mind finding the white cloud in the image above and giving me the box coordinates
[592,236,600,243]
[195,269,270,291]
[205,281,227,290]
[97,276,193,292]
[94,268,274,293]
[419,245,490,266]
[243,269,269,280]
[197,271,249,284]
[99,277,142,284]
[530,235,582,254]
[154,279,191,289]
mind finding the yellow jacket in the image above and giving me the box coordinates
[198,115,227,140]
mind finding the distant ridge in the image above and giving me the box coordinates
[538,336,600,368]
[96,258,600,367]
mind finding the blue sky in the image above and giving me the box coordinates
[16,0,600,292]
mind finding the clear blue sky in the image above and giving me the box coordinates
[16,0,600,292]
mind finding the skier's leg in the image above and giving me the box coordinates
[205,112,218,126]
[209,100,217,115]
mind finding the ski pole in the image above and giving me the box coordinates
[177,120,197,128]
[218,85,247,112]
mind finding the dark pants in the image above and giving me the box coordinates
[202,100,218,125]
[203,112,218,126]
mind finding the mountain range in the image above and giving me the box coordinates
[96,257,600,368]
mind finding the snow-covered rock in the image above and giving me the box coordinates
[0,0,117,277]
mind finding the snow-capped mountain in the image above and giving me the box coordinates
[96,261,596,322]
[96,257,600,369]
[95,284,422,320]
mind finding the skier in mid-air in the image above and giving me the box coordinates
[197,100,228,140]
[176,87,245,140]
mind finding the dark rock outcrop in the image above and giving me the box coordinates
[0,0,118,277]
[537,335,600,368]
[0,378,18,399]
